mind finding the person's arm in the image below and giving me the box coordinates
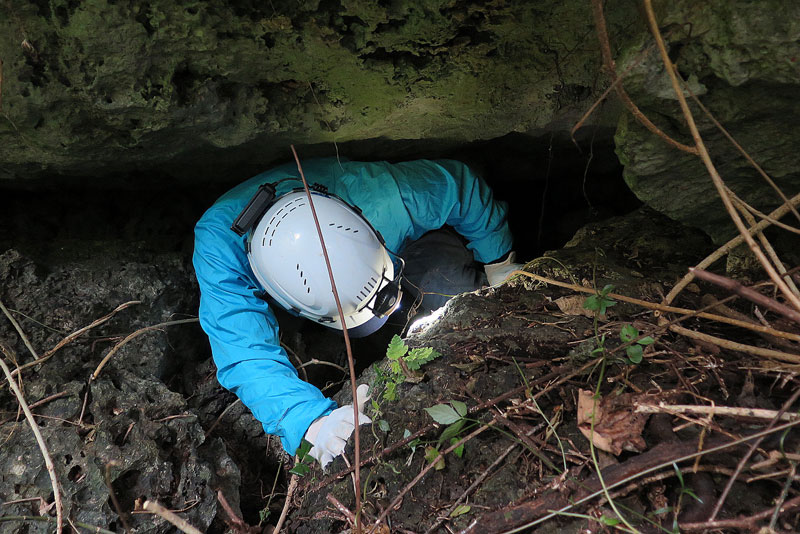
[387,159,513,263]
[193,206,336,455]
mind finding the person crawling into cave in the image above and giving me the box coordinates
[192,157,523,468]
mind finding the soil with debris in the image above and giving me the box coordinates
[289,208,800,534]
[1,207,799,534]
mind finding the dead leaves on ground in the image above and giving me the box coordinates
[577,389,649,455]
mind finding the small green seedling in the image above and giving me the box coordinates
[619,324,655,364]
[289,439,314,476]
[380,335,441,400]
[423,400,469,466]
[583,284,617,316]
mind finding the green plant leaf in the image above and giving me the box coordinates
[600,284,615,296]
[449,437,465,457]
[378,419,391,432]
[638,336,655,346]
[384,381,398,401]
[599,516,621,526]
[386,334,408,361]
[451,400,467,417]
[626,344,643,364]
[583,295,600,311]
[425,446,445,470]
[449,505,471,517]
[438,419,466,445]
[259,508,270,523]
[672,463,684,486]
[424,404,462,425]
[289,463,310,476]
[406,347,441,370]
[620,324,638,342]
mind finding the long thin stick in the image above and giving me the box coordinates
[510,270,800,343]
[291,145,362,531]
[371,417,498,533]
[691,268,800,325]
[480,418,800,534]
[11,300,140,378]
[643,0,800,313]
[635,403,800,422]
[90,318,198,380]
[0,299,38,360]
[669,324,800,364]
[731,196,800,297]
[682,77,800,225]
[141,500,203,534]
[424,439,522,534]
[0,343,63,534]
[590,0,697,155]
[273,474,298,533]
[664,192,800,306]
[707,385,800,522]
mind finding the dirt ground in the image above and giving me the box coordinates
[1,207,799,534]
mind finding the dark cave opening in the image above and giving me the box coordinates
[0,131,638,528]
[0,131,636,382]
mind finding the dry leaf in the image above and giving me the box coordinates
[554,295,595,318]
[577,389,648,455]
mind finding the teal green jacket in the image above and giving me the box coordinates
[193,158,512,454]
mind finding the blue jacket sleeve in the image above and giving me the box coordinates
[366,159,513,263]
[193,204,336,455]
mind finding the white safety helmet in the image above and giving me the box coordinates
[241,187,401,332]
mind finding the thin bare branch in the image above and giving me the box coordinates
[643,0,800,312]
[291,145,363,530]
[731,196,800,297]
[273,473,298,533]
[682,75,800,225]
[590,0,697,154]
[11,300,140,378]
[691,268,800,325]
[0,342,63,534]
[670,324,800,364]
[90,318,198,380]
[635,402,800,422]
[708,386,800,522]
[511,270,800,343]
[141,501,203,534]
[664,192,800,305]
[0,299,38,360]
[371,416,499,533]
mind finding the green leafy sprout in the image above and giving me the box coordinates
[289,439,314,477]
[377,335,442,401]
[619,324,655,364]
[583,283,617,316]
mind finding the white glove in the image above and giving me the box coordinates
[304,384,372,469]
[484,251,523,286]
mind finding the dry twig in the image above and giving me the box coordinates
[707,386,800,522]
[141,500,203,534]
[665,192,800,306]
[691,268,800,325]
[590,0,697,154]
[511,270,800,344]
[635,402,800,422]
[292,145,363,530]
[0,299,38,360]
[371,416,499,533]
[680,494,800,532]
[643,0,800,312]
[273,473,298,533]
[11,300,140,378]
[91,317,198,380]
[0,342,63,534]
